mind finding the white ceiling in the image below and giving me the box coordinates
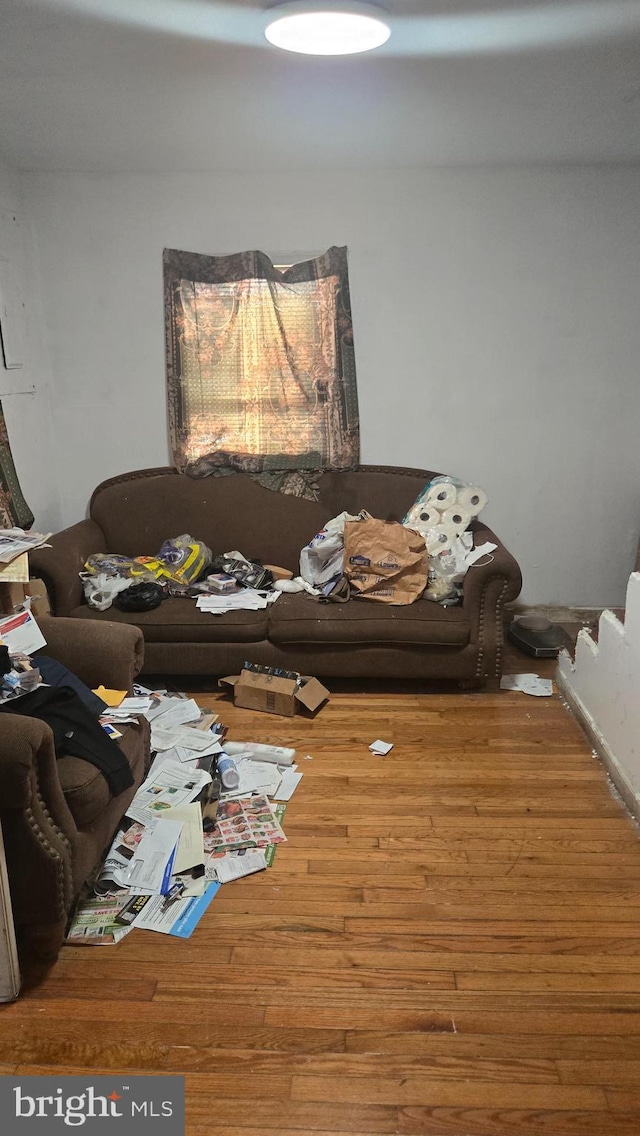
[1,0,639,172]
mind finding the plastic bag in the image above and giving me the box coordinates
[114,581,165,612]
[423,531,475,605]
[81,573,136,612]
[81,554,159,611]
[209,554,273,590]
[403,476,488,539]
[299,511,366,588]
[83,553,157,582]
[135,535,211,586]
[156,535,212,584]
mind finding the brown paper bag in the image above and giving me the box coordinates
[343,514,428,605]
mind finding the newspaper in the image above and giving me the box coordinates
[0,529,52,565]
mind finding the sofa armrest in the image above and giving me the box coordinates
[461,523,522,611]
[37,616,144,692]
[28,520,107,616]
[460,524,522,687]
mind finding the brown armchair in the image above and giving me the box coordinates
[0,617,149,964]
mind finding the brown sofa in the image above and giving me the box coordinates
[0,617,149,964]
[30,465,522,689]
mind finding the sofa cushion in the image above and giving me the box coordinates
[57,719,148,829]
[268,593,470,647]
[69,597,269,643]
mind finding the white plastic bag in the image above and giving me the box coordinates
[299,511,364,587]
[81,572,134,612]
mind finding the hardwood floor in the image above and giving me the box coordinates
[3,647,640,1136]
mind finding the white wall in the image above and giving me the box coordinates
[0,162,61,532]
[20,164,640,606]
[558,572,640,819]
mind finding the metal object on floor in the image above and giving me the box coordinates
[507,614,574,658]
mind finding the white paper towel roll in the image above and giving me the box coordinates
[457,486,488,517]
[441,505,473,533]
[425,481,458,509]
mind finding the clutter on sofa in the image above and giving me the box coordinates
[29,465,522,688]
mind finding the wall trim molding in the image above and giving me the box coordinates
[556,666,640,824]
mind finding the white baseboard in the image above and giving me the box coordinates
[556,667,640,823]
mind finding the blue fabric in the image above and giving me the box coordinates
[32,655,108,717]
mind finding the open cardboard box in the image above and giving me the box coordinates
[0,577,51,619]
[219,668,330,717]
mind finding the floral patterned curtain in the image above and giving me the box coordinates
[0,401,33,528]
[163,246,359,477]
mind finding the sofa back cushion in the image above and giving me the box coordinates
[90,466,437,576]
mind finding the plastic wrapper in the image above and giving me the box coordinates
[423,532,475,606]
[83,553,157,582]
[299,510,366,587]
[403,476,488,537]
[209,554,273,590]
[155,534,212,584]
[403,476,488,605]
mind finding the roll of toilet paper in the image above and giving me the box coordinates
[425,481,458,509]
[441,504,473,534]
[425,523,456,554]
[457,486,488,517]
[405,503,442,531]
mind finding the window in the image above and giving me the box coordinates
[164,246,359,476]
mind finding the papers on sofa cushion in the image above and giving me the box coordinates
[195,590,280,614]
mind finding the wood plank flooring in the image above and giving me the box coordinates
[3,653,640,1135]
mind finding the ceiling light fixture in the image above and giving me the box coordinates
[264,1,391,56]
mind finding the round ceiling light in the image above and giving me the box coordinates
[264,1,391,56]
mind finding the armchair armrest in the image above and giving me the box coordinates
[29,520,107,615]
[0,714,76,928]
[37,616,144,692]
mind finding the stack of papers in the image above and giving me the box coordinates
[195,590,279,614]
[0,528,52,564]
[125,760,212,825]
[67,682,303,944]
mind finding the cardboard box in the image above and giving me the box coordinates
[219,668,330,717]
[0,580,26,616]
[25,578,51,620]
